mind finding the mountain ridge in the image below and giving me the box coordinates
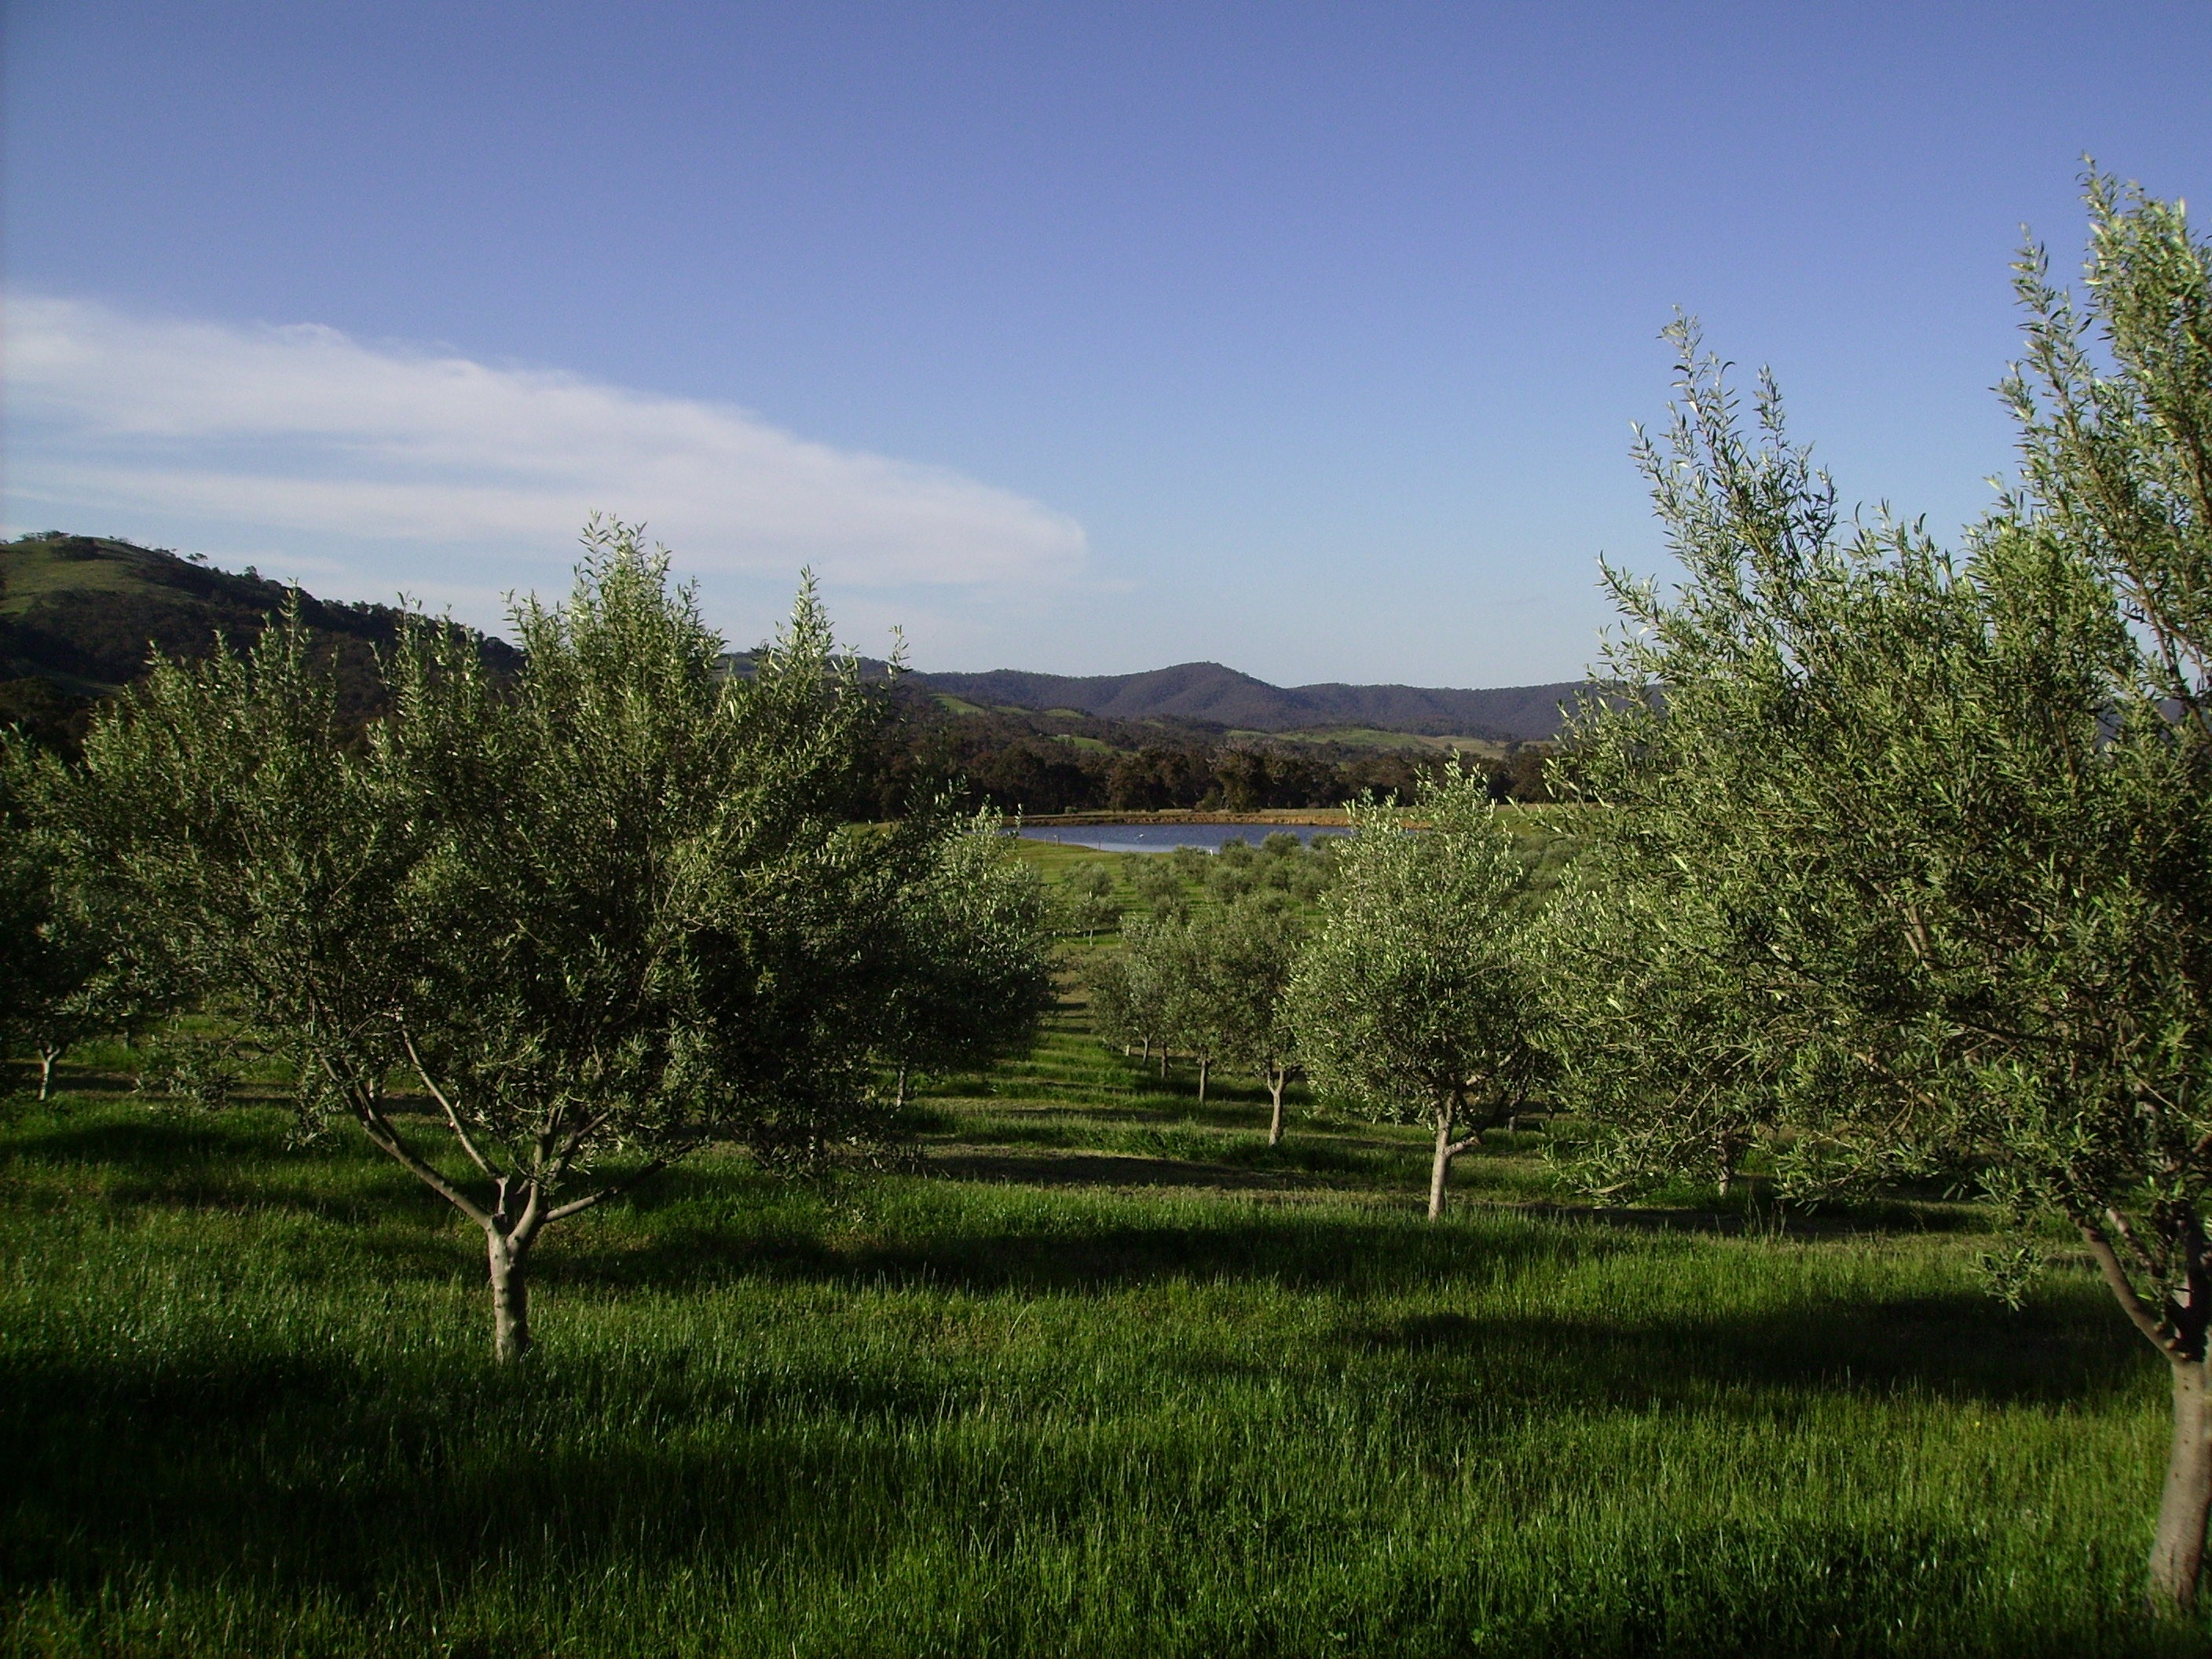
[910,661,1580,742]
[2,533,1580,746]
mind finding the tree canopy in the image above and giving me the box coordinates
[1549,176,2212,1606]
[1289,766,1545,1218]
[1188,892,1308,1143]
[53,522,1029,1361]
[873,808,1057,1104]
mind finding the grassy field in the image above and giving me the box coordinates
[1229,727,1512,758]
[4,950,2207,1654]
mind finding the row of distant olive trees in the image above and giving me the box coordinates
[1087,772,1549,1219]
[0,524,1057,1363]
[1100,176,2212,1611]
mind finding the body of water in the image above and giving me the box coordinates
[1015,822,1350,854]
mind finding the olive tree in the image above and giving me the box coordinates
[1086,946,1149,1067]
[58,596,426,1141]
[1537,871,1790,1202]
[1088,914,1179,1075]
[1063,861,1121,939]
[1553,178,2212,1607]
[1187,893,1306,1143]
[0,738,107,1098]
[65,524,934,1361]
[1128,855,1190,921]
[1107,850,1312,1111]
[1288,767,1545,1218]
[1130,904,1253,1101]
[873,808,1057,1106]
[1158,915,1220,1101]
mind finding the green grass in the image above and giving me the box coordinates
[1237,727,1510,757]
[0,536,156,617]
[4,993,2207,1655]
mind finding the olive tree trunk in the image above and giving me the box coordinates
[1196,1054,1209,1103]
[1267,1068,1287,1147]
[1428,1106,1455,1221]
[350,1065,684,1366]
[486,1226,533,1364]
[2080,1218,2212,1611]
[1426,1093,1484,1221]
[38,1049,57,1102]
[2153,1357,2212,1610]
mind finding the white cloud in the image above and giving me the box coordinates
[2,295,1087,588]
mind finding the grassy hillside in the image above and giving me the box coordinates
[0,533,521,746]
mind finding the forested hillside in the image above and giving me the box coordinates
[915,660,1580,742]
[868,696,1556,817]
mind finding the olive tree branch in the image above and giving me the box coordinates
[397,1021,502,1179]
[2081,1219,2181,1357]
[344,1081,493,1229]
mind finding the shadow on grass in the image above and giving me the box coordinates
[2,1110,2185,1655]
[2,1100,2156,1411]
[1348,1285,2143,1412]
[0,1108,479,1231]
[0,1326,2178,1659]
[922,1144,1349,1192]
[532,1211,2144,1408]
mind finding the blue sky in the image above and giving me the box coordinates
[5,2,2209,687]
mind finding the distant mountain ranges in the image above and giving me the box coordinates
[1,533,1580,751]
[909,663,1578,745]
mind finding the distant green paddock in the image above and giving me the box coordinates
[1232,726,1511,756]
[2,994,2203,1656]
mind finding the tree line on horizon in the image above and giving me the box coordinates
[895,721,1556,818]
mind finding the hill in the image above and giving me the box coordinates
[912,661,1580,743]
[0,533,522,746]
[0,534,1577,760]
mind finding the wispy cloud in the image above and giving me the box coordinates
[3,295,1087,588]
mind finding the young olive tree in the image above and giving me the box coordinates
[59,599,427,1140]
[1131,904,1258,1100]
[0,738,108,1098]
[1538,870,1793,1202]
[873,809,1057,1106]
[1558,179,2212,1607]
[1288,767,1545,1218]
[1087,913,1177,1075]
[1158,915,1221,1101]
[3,737,204,1098]
[1187,893,1307,1143]
[1063,861,1121,939]
[1085,949,1142,1062]
[66,523,934,1361]
[1129,855,1191,921]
